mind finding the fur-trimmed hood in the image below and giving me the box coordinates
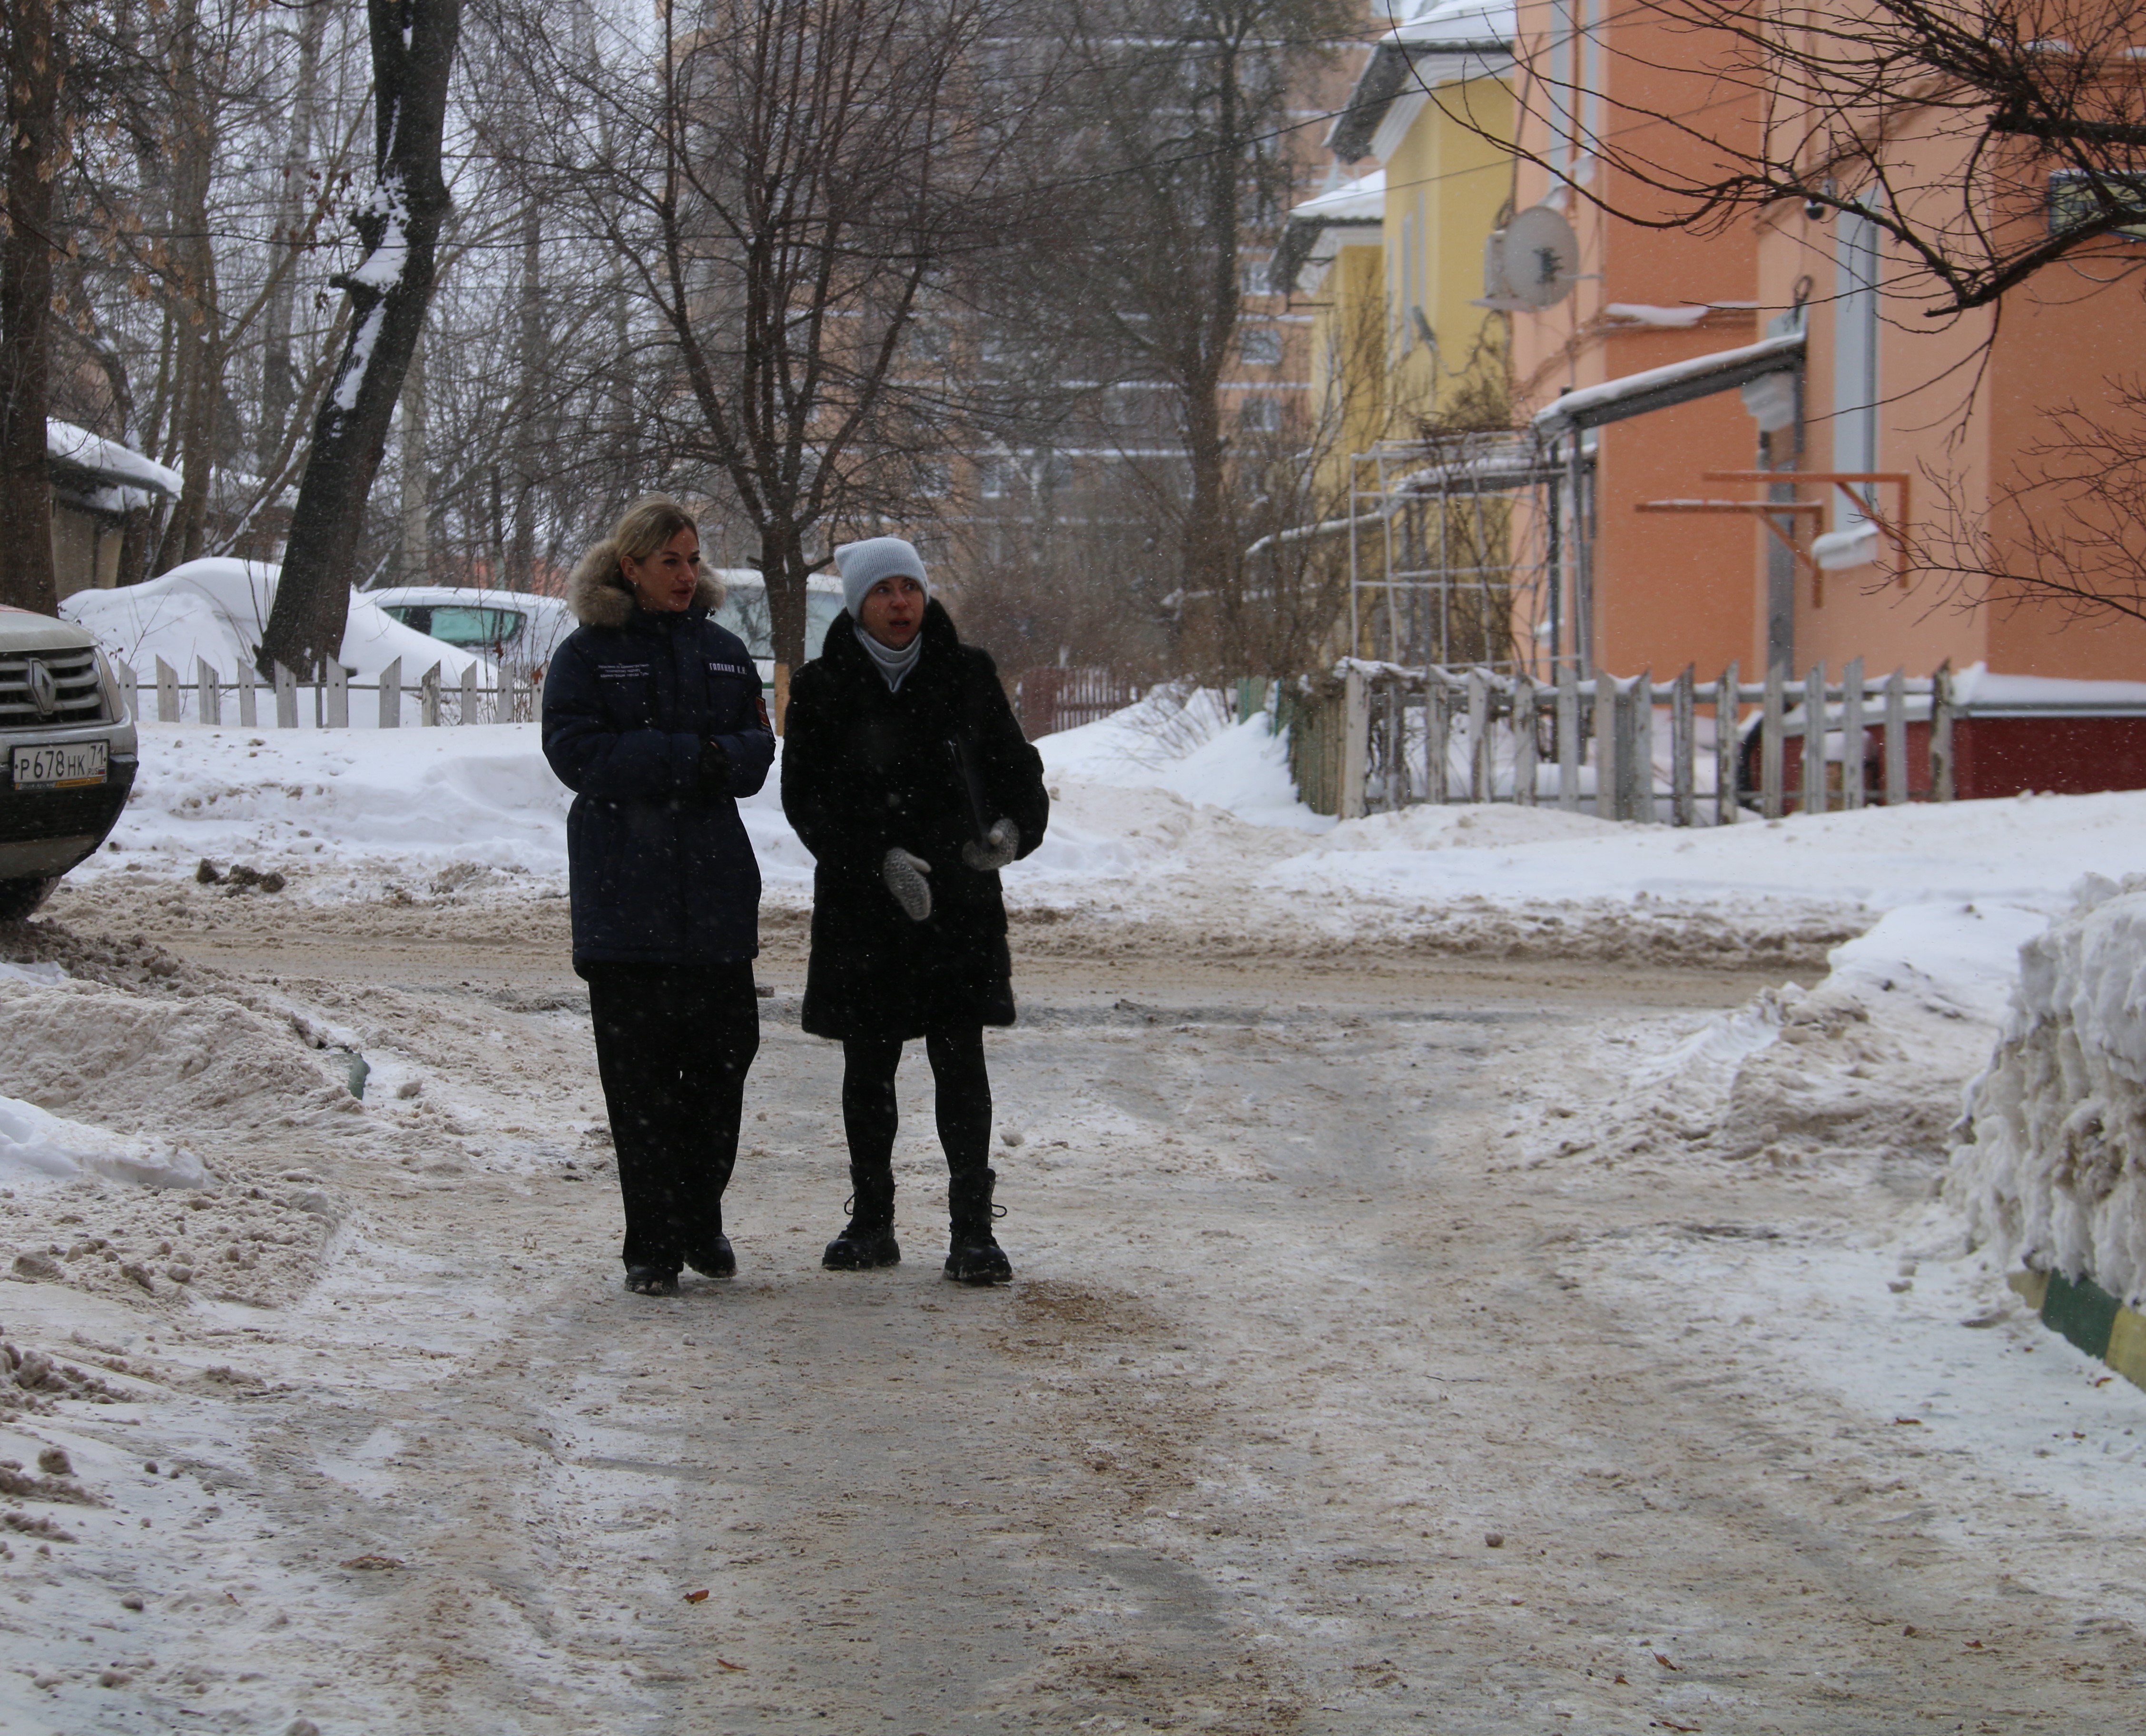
[566,544,725,629]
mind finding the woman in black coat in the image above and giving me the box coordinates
[542,496,775,1297]
[781,537,1049,1284]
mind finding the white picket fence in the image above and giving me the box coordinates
[1325,657,1955,824]
[118,656,543,729]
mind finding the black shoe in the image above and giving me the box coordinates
[944,1167,1012,1286]
[823,1166,900,1271]
[624,1266,679,1296]
[685,1235,736,1279]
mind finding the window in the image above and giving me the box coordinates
[1237,396,1282,432]
[1240,328,1282,365]
[2048,171,2146,241]
[1241,261,1273,296]
[385,604,525,649]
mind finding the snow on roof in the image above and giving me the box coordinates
[1952,665,2146,715]
[1273,171,1387,291]
[1389,0,1516,49]
[1530,330,1805,436]
[1289,170,1387,226]
[45,420,180,497]
[1326,0,1515,161]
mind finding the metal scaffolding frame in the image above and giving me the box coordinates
[1344,430,1595,678]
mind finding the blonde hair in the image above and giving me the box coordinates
[568,494,704,597]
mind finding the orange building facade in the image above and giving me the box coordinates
[1506,0,2146,688]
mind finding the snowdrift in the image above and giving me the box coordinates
[64,557,488,726]
[1953,877,2146,1306]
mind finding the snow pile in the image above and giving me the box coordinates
[0,1091,204,1189]
[65,557,488,725]
[1952,877,2146,1306]
[1035,687,1324,831]
[1505,898,2051,1179]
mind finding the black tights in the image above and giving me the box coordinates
[841,1026,991,1179]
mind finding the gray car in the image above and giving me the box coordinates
[0,609,137,918]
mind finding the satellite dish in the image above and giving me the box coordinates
[1479,205,1579,311]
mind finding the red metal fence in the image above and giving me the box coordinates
[1016,667,1138,740]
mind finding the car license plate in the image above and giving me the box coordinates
[13,740,106,790]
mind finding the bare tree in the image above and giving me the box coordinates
[1003,0,1349,671]
[507,0,1042,671]
[1484,1,2146,319]
[262,0,461,677]
[0,0,63,612]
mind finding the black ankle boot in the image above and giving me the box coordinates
[944,1167,1011,1285]
[823,1166,900,1270]
[684,1234,735,1279]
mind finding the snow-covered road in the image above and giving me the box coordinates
[0,704,2140,1728]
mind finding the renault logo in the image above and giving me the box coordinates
[25,661,57,719]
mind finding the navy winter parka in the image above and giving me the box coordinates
[541,566,775,971]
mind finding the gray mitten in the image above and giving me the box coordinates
[961,818,1020,873]
[882,847,933,921]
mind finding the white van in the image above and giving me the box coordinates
[377,571,847,688]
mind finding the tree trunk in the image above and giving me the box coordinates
[397,335,428,585]
[152,0,220,576]
[262,0,462,678]
[0,0,59,614]
[508,198,541,589]
[259,0,328,473]
[762,523,809,672]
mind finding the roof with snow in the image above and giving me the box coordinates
[1272,171,1386,292]
[48,421,180,496]
[1529,330,1806,437]
[1326,0,1516,162]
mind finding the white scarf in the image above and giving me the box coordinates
[855,623,923,692]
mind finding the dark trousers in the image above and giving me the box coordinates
[841,1025,992,1181]
[585,961,759,1272]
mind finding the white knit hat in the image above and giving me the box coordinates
[834,537,928,619]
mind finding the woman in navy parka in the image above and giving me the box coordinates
[542,496,775,1296]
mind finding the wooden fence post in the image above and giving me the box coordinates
[1884,667,1908,804]
[1467,669,1493,802]
[377,658,402,730]
[236,661,256,727]
[1617,670,1650,821]
[155,656,180,724]
[195,658,220,726]
[1715,661,1740,826]
[420,663,442,727]
[325,662,349,729]
[1339,664,1368,820]
[460,664,478,726]
[1802,661,1828,816]
[113,658,137,723]
[1593,674,1618,820]
[1513,676,1538,806]
[1762,662,1785,819]
[1671,665,1695,827]
[1425,674,1449,804]
[1841,656,1866,809]
[1556,664,1579,812]
[274,663,297,729]
[1932,662,1955,801]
